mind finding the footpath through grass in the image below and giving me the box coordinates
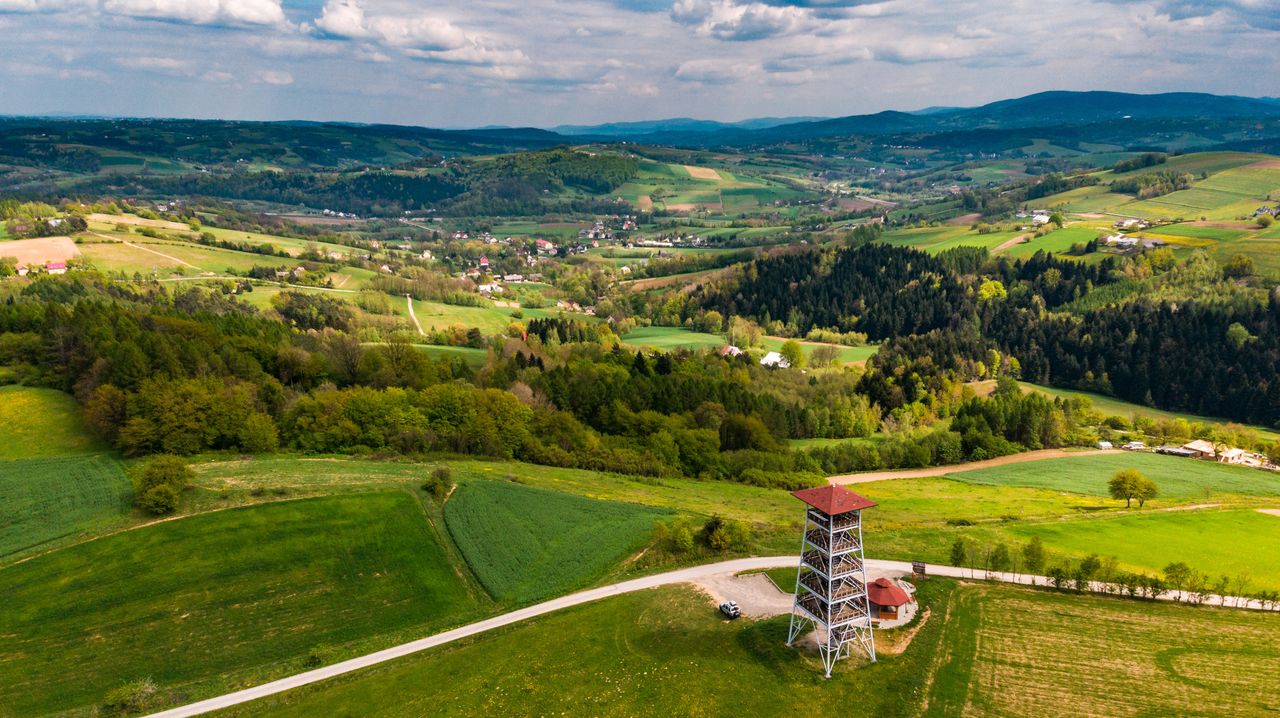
[0,455,131,559]
[444,480,669,603]
[0,492,483,716]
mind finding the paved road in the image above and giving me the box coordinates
[829,448,1123,484]
[146,555,1275,717]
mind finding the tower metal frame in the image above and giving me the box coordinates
[786,502,876,677]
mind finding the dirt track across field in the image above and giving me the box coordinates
[992,234,1030,252]
[1258,508,1280,517]
[828,449,1123,485]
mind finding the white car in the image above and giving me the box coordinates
[719,600,741,619]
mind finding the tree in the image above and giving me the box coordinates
[702,517,750,552]
[1164,561,1193,600]
[1108,467,1146,508]
[978,279,1007,302]
[809,344,841,368]
[1022,536,1045,580]
[1049,211,1065,228]
[990,543,1011,575]
[1257,213,1274,228]
[134,455,193,515]
[1135,476,1158,507]
[1226,322,1256,349]
[1224,253,1255,279]
[779,339,805,369]
[950,537,969,576]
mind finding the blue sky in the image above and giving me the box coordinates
[0,0,1277,127]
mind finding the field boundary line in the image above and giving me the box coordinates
[144,555,1277,717]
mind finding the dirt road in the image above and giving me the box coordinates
[829,448,1123,485]
[405,294,425,335]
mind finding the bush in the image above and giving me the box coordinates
[421,466,453,499]
[702,516,751,552]
[133,455,193,515]
[102,678,161,715]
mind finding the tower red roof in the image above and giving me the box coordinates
[867,577,911,607]
[791,484,876,516]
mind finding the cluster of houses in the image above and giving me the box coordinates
[1253,206,1277,218]
[1103,438,1277,471]
[1015,209,1052,226]
[1101,234,1166,251]
[321,209,359,219]
[1114,217,1151,230]
[720,345,794,369]
[11,261,68,277]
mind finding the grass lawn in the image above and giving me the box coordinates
[1005,508,1280,588]
[1000,225,1099,258]
[0,455,130,559]
[222,580,1280,717]
[947,452,1280,500]
[0,386,108,459]
[0,492,484,716]
[444,481,669,603]
[220,583,945,717]
[415,344,488,366]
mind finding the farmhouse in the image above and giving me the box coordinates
[760,351,790,369]
[44,262,67,275]
[1182,439,1217,459]
[720,345,743,358]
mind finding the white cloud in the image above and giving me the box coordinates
[101,0,284,25]
[672,0,812,40]
[256,69,293,84]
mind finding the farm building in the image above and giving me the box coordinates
[1182,440,1217,459]
[760,351,790,368]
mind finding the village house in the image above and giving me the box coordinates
[44,261,67,275]
[760,351,790,369]
[719,345,743,358]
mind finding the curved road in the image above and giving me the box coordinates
[146,555,1274,717]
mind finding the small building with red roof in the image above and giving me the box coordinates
[867,577,914,620]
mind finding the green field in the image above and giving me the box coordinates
[222,580,1280,718]
[1007,508,1280,587]
[401,298,554,334]
[881,225,1025,254]
[444,481,668,603]
[0,492,483,716]
[948,452,1280,500]
[415,344,489,366]
[1151,223,1251,241]
[1000,225,1099,257]
[0,386,108,459]
[0,455,130,559]
[622,327,877,364]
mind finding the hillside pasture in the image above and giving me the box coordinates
[0,492,482,716]
[999,225,1099,257]
[948,451,1280,500]
[223,580,1280,718]
[622,327,876,364]
[0,455,130,559]
[86,212,191,231]
[0,386,108,459]
[444,481,668,603]
[1003,509,1280,587]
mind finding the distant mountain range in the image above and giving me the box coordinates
[581,91,1280,146]
[551,117,824,137]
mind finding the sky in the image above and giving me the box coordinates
[0,0,1277,128]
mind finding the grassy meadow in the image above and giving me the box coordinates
[221,579,1280,718]
[621,326,877,364]
[0,455,131,559]
[948,452,1280,500]
[0,386,108,459]
[444,481,669,603]
[0,492,485,716]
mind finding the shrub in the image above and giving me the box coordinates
[102,678,161,715]
[421,466,453,499]
[702,516,751,552]
[133,455,193,515]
